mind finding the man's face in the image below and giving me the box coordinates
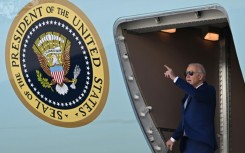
[185,65,203,87]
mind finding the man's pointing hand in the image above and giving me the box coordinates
[164,65,176,80]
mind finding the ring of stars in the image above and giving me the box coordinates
[21,19,92,108]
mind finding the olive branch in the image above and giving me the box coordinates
[36,70,54,92]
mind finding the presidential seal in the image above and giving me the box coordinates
[6,0,109,127]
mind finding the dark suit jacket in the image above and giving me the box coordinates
[172,78,217,150]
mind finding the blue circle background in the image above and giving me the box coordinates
[20,17,93,110]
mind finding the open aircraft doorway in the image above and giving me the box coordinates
[114,5,245,153]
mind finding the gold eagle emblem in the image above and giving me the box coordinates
[32,32,81,95]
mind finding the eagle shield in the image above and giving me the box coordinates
[32,32,80,95]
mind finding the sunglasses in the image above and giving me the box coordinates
[184,71,201,77]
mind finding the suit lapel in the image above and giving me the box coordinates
[185,96,191,110]
[183,95,191,111]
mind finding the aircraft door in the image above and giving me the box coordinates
[122,27,220,153]
[114,6,245,153]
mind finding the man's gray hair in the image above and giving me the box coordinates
[188,63,206,80]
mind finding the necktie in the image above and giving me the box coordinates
[183,95,190,136]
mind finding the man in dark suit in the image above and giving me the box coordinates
[164,63,217,153]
